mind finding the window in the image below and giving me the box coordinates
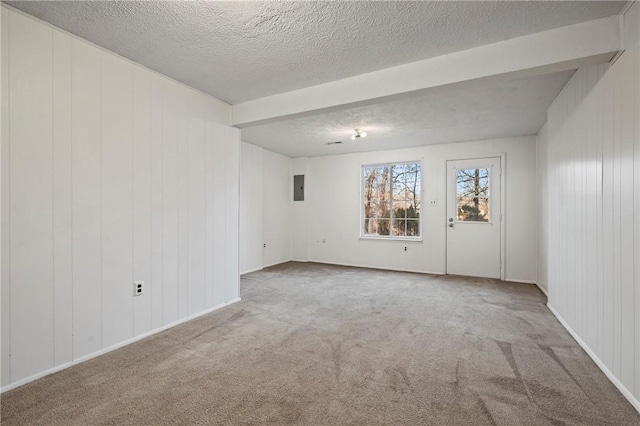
[362,161,421,239]
[456,168,489,222]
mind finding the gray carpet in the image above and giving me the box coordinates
[2,262,639,425]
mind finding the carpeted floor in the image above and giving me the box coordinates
[2,262,639,425]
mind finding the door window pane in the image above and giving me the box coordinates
[456,168,489,222]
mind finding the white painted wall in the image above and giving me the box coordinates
[538,2,640,411]
[0,7,240,390]
[298,136,537,282]
[239,142,293,273]
[262,149,292,268]
[240,142,264,274]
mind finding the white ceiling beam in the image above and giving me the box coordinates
[231,16,620,128]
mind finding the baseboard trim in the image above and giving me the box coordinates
[309,261,540,284]
[504,278,537,284]
[547,303,640,414]
[262,259,293,269]
[1,298,241,394]
[535,282,548,297]
[309,260,444,276]
[240,266,263,275]
[502,278,548,296]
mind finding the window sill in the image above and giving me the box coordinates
[359,236,423,243]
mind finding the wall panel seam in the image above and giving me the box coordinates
[99,52,103,350]
[131,64,135,337]
[69,37,74,362]
[6,9,10,382]
[51,25,55,367]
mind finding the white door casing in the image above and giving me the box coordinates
[446,157,502,279]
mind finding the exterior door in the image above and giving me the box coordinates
[446,157,502,279]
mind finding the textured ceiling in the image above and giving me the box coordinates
[6,1,624,104]
[240,70,575,158]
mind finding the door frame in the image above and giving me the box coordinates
[444,153,506,280]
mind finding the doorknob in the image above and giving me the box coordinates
[448,223,454,228]
[448,218,454,228]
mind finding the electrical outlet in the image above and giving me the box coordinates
[429,199,438,207]
[134,281,144,296]
[404,246,407,252]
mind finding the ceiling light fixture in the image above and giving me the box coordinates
[351,128,367,140]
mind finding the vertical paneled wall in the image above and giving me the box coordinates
[1,8,241,388]
[541,3,639,408]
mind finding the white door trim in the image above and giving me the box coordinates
[444,153,506,280]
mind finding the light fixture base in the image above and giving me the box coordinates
[352,128,367,140]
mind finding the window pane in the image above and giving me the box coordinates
[378,203,390,219]
[405,163,420,195]
[377,219,390,235]
[393,199,409,220]
[392,162,421,224]
[363,218,392,236]
[364,199,379,219]
[393,200,419,219]
[363,165,390,220]
[456,167,489,222]
[406,220,420,237]
[391,164,407,200]
[363,166,378,220]
[407,163,421,225]
[392,219,406,236]
[363,217,376,235]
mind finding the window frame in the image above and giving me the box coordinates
[360,160,423,242]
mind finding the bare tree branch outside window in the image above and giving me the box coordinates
[456,168,489,222]
[363,162,421,237]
